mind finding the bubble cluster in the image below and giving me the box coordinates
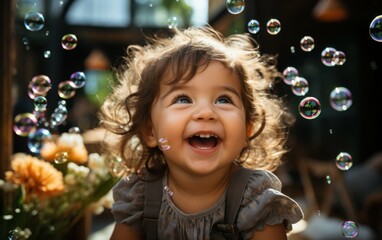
[341,220,359,238]
[167,16,178,29]
[226,0,245,15]
[266,19,281,35]
[24,12,45,31]
[335,152,353,170]
[282,66,299,85]
[330,87,352,111]
[247,19,260,34]
[158,137,171,151]
[369,15,382,42]
[50,101,68,127]
[300,36,315,52]
[325,175,332,184]
[298,97,321,120]
[61,34,78,50]
[291,77,309,96]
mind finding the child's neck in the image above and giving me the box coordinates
[167,164,237,213]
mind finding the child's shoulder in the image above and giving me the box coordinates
[243,168,282,194]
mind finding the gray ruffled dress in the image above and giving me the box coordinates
[112,169,303,239]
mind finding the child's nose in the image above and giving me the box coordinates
[193,102,218,121]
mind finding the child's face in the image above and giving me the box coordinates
[145,61,247,176]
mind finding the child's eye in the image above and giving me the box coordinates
[216,95,233,104]
[173,95,191,104]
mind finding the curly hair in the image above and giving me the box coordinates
[98,26,295,175]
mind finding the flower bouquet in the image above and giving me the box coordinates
[0,132,121,240]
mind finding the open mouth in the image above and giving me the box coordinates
[187,134,220,149]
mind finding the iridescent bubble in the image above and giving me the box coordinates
[24,12,45,31]
[282,66,299,85]
[167,16,178,29]
[300,36,315,52]
[68,126,81,134]
[58,81,76,99]
[43,50,51,58]
[247,19,260,34]
[27,128,52,154]
[298,97,321,120]
[321,47,338,66]
[369,15,382,42]
[335,50,346,65]
[330,87,352,111]
[50,104,68,127]
[291,77,309,96]
[61,34,78,50]
[266,18,281,35]
[341,220,359,238]
[34,96,47,111]
[30,75,52,95]
[326,175,332,184]
[226,0,245,15]
[54,152,68,164]
[336,152,353,170]
[158,137,171,151]
[13,113,38,137]
[70,71,86,88]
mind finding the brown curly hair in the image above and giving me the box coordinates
[98,26,294,175]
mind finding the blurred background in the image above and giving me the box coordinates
[1,0,381,239]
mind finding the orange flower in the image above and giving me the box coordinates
[5,153,65,201]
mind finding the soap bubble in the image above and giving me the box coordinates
[167,16,178,29]
[68,126,81,134]
[300,36,315,52]
[291,77,309,96]
[70,71,86,88]
[61,34,78,50]
[336,152,353,170]
[13,113,38,137]
[282,66,299,85]
[54,152,68,164]
[325,175,332,184]
[28,128,52,153]
[58,81,76,99]
[43,50,51,59]
[30,75,51,95]
[341,220,359,238]
[266,18,281,35]
[321,47,338,66]
[226,0,245,15]
[335,50,346,65]
[330,87,352,111]
[247,19,260,34]
[369,15,382,42]
[158,138,171,151]
[298,97,321,120]
[24,12,45,31]
[34,96,48,112]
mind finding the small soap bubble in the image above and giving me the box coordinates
[226,0,245,15]
[167,16,178,29]
[50,104,68,127]
[300,36,315,52]
[22,37,29,46]
[326,175,332,184]
[329,129,333,134]
[24,12,45,31]
[158,138,171,151]
[247,19,260,34]
[341,220,359,238]
[68,126,81,134]
[298,97,321,120]
[369,15,382,42]
[282,66,299,85]
[291,76,309,96]
[54,152,68,164]
[330,87,352,111]
[58,81,77,99]
[43,50,51,58]
[34,96,47,111]
[27,128,52,154]
[13,113,38,137]
[70,71,86,88]
[45,30,50,36]
[61,34,78,50]
[321,47,338,66]
[336,152,353,170]
[290,46,295,53]
[266,18,281,35]
[30,75,52,95]
[334,50,346,65]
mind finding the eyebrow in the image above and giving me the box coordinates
[160,83,241,100]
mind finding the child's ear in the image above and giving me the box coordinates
[142,122,157,147]
[246,123,253,138]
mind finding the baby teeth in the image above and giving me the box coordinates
[195,134,216,138]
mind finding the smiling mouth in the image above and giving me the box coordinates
[187,134,220,149]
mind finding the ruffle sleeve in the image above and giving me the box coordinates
[111,173,145,234]
[236,170,303,238]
